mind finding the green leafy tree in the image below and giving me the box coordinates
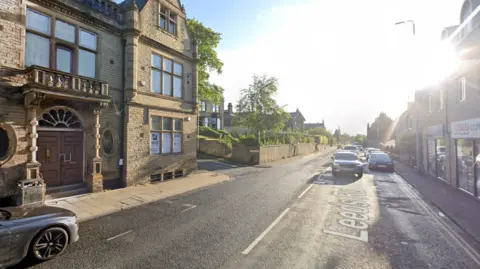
[187,18,224,103]
[308,127,332,141]
[354,134,367,146]
[233,75,290,137]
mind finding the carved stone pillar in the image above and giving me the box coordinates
[89,103,107,193]
[24,92,44,181]
[20,92,45,205]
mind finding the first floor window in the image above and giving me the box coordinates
[204,117,209,127]
[25,33,50,68]
[217,118,221,129]
[150,116,183,154]
[78,49,96,78]
[459,77,467,102]
[56,46,73,73]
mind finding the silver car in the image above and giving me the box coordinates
[0,206,79,268]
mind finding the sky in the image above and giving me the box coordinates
[119,0,463,134]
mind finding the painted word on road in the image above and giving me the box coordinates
[323,189,370,242]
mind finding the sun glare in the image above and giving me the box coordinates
[416,41,459,88]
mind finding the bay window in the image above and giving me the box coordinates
[151,54,183,98]
[25,8,97,78]
[150,116,183,155]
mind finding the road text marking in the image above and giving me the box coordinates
[107,230,132,241]
[241,208,290,255]
[298,184,314,199]
[323,189,370,242]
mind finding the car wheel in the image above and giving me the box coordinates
[30,227,69,261]
[356,173,363,179]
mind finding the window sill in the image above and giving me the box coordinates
[150,152,184,157]
[147,91,184,101]
[157,27,179,39]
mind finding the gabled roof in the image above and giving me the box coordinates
[288,109,305,122]
[118,0,148,10]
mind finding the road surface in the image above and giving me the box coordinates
[15,153,480,269]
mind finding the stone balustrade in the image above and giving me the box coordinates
[26,66,109,97]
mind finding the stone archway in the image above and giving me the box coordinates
[37,106,85,188]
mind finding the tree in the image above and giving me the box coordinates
[233,75,290,137]
[187,18,224,103]
[354,134,367,146]
[308,127,332,141]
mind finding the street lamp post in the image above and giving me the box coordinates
[394,20,421,171]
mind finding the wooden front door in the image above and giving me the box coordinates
[38,131,84,188]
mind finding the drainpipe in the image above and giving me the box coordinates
[119,39,126,185]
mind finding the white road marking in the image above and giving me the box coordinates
[181,204,197,213]
[164,200,174,204]
[241,208,290,255]
[298,184,314,199]
[106,230,132,241]
[391,174,480,265]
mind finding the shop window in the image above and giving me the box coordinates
[457,139,475,194]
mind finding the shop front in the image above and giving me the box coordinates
[425,124,446,180]
[451,118,480,198]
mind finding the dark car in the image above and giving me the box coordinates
[368,152,394,172]
[0,206,79,269]
[332,151,364,178]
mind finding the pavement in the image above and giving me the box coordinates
[45,171,231,222]
[394,161,480,243]
[13,153,480,269]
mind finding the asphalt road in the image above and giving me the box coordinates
[14,153,480,269]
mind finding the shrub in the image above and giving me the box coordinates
[199,126,220,138]
[239,134,260,147]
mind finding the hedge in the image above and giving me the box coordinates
[199,126,221,138]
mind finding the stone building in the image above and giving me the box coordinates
[285,109,305,132]
[0,0,198,205]
[396,0,480,200]
[199,96,224,130]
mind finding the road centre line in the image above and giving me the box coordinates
[298,184,314,199]
[391,174,480,265]
[106,230,132,241]
[241,208,290,255]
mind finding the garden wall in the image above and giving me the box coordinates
[198,138,232,158]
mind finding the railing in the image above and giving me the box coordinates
[26,66,109,97]
[80,0,123,23]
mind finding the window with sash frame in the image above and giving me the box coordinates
[150,116,183,155]
[151,54,183,98]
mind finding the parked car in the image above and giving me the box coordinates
[331,151,364,178]
[0,206,79,268]
[368,152,394,172]
[366,148,381,160]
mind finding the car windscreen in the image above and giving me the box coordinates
[370,154,391,161]
[335,153,357,160]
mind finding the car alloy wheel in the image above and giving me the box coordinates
[31,227,69,261]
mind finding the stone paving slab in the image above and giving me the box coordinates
[46,171,231,222]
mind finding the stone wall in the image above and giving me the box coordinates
[198,138,231,158]
[231,144,259,165]
[0,0,24,69]
[0,98,27,199]
[123,105,197,186]
[259,143,318,164]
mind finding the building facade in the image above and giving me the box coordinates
[199,97,224,130]
[400,0,480,200]
[285,109,305,132]
[0,0,198,205]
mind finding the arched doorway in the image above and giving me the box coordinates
[37,107,84,188]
